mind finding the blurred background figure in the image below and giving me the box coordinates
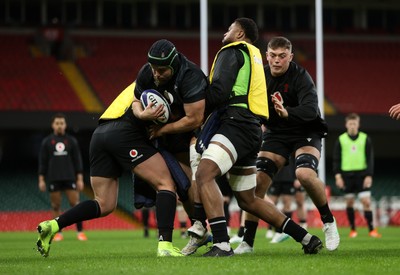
[333,113,381,238]
[265,157,299,243]
[141,203,188,239]
[176,202,189,238]
[294,179,308,230]
[34,17,73,60]
[141,207,153,238]
[38,113,87,241]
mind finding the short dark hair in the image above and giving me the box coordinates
[52,112,66,123]
[267,36,292,52]
[235,17,259,43]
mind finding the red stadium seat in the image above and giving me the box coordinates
[0,34,85,111]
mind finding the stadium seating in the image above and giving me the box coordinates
[0,34,85,111]
[0,165,139,231]
[72,35,150,106]
[1,33,399,115]
[73,35,221,107]
[295,40,400,114]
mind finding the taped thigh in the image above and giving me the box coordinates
[190,143,201,180]
[344,193,356,199]
[202,134,237,175]
[229,171,256,192]
[358,190,371,199]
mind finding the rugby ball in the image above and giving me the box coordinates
[140,89,171,124]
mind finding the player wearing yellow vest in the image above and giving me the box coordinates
[333,113,381,238]
[36,40,208,258]
[185,18,322,257]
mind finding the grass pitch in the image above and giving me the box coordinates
[0,227,399,275]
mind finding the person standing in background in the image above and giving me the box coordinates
[333,113,381,238]
[38,113,87,242]
[265,156,297,244]
[294,180,308,230]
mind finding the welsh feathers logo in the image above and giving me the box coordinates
[272,91,284,104]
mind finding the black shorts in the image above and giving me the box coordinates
[342,173,371,194]
[89,120,158,178]
[217,119,262,167]
[260,132,322,161]
[159,131,193,154]
[48,181,77,192]
[268,180,296,196]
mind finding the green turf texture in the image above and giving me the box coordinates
[0,227,399,275]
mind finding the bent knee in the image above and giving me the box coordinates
[95,199,117,216]
[235,191,256,212]
[295,168,316,184]
[196,159,220,186]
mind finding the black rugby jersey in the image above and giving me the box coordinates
[38,133,83,182]
[264,61,328,136]
[134,52,207,123]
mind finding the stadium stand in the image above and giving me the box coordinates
[0,34,85,112]
[1,32,399,231]
[0,163,140,231]
[72,35,151,106]
[295,39,400,114]
[73,35,221,107]
[3,32,397,115]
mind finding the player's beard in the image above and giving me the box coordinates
[155,75,171,87]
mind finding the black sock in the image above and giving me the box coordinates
[209,217,230,244]
[180,221,187,229]
[243,220,258,247]
[346,207,356,230]
[317,203,334,223]
[223,201,230,225]
[76,222,83,232]
[280,217,307,243]
[364,210,374,231]
[142,208,150,228]
[156,190,176,242]
[283,211,293,219]
[237,226,245,237]
[193,203,208,229]
[56,200,100,230]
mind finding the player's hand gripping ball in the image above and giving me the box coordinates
[140,89,171,124]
